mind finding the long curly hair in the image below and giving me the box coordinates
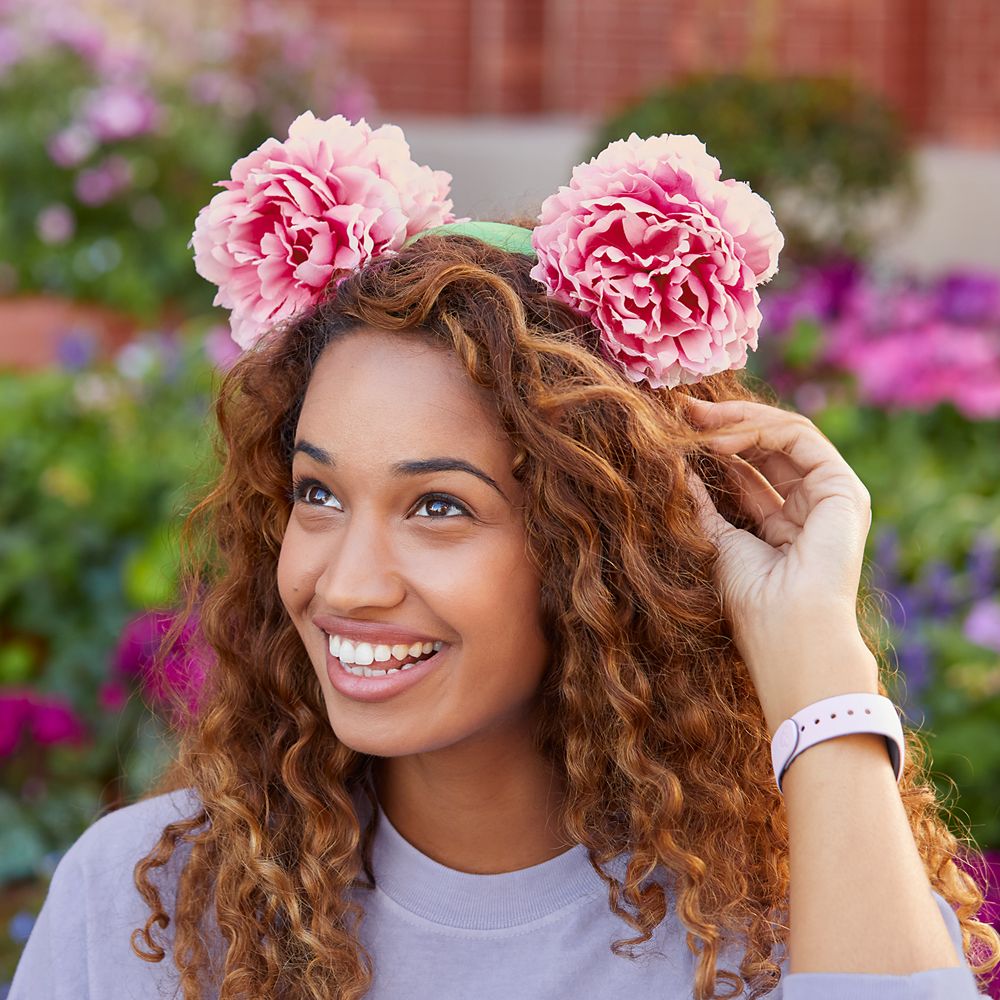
[130,223,1000,999]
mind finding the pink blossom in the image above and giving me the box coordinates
[30,699,87,746]
[189,111,457,351]
[530,132,784,389]
[112,608,214,721]
[0,690,87,756]
[47,123,97,168]
[825,320,1000,420]
[35,203,75,244]
[74,155,133,206]
[82,83,160,142]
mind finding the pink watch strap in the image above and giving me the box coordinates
[770,692,905,794]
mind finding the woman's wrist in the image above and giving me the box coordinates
[754,635,881,738]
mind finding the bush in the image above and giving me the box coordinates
[0,0,373,320]
[754,262,1000,845]
[0,324,222,887]
[593,73,918,265]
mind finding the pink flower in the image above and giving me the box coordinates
[190,111,457,351]
[74,155,133,206]
[0,690,87,757]
[111,608,214,722]
[47,123,97,168]
[530,133,784,389]
[29,699,87,746]
[35,203,75,244]
[82,83,161,142]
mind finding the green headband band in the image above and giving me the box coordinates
[403,220,537,259]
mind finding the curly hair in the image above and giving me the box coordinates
[129,221,1000,999]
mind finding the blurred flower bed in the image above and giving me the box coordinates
[0,0,373,320]
[2,265,999,991]
[0,323,229,986]
[749,261,1000,844]
[0,9,998,981]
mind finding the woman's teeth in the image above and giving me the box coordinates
[328,634,443,677]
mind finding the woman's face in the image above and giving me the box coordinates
[277,327,550,757]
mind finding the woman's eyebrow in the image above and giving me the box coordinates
[292,441,508,501]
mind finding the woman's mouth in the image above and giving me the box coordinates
[329,633,443,676]
[324,632,448,703]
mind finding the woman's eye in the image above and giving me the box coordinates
[413,494,469,518]
[291,477,342,509]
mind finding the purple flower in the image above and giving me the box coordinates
[967,533,999,602]
[7,910,36,945]
[897,637,932,696]
[872,526,902,591]
[82,83,161,142]
[30,700,87,746]
[964,599,1000,653]
[936,271,1000,326]
[0,24,23,75]
[55,328,97,371]
[919,558,960,620]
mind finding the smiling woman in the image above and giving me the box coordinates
[9,134,999,998]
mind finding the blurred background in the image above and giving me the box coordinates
[1,0,999,992]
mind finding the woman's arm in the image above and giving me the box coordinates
[780,641,962,976]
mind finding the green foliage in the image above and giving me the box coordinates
[0,0,371,320]
[0,328,220,882]
[594,73,918,264]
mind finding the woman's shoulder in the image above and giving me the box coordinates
[8,787,206,999]
[66,788,200,861]
[63,786,204,877]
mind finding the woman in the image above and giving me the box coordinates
[10,115,999,1000]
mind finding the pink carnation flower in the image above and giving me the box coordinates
[190,111,458,351]
[531,133,784,389]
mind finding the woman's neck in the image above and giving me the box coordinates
[371,726,571,875]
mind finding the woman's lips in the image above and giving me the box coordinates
[325,643,447,704]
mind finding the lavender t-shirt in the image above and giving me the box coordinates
[9,787,989,999]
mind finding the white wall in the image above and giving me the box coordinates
[390,115,1000,275]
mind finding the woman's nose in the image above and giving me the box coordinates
[314,514,406,611]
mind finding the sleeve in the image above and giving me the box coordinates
[778,888,991,1000]
[7,841,91,1000]
[7,789,199,1000]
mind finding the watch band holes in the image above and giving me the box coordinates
[865,708,871,714]
[848,709,854,714]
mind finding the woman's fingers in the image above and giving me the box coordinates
[684,398,867,517]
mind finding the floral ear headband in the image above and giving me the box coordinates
[190,111,784,390]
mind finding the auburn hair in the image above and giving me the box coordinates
[129,223,1000,999]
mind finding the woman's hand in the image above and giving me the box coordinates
[682,396,879,734]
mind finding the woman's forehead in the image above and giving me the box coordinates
[296,330,515,473]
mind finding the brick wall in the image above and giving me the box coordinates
[310,0,1000,146]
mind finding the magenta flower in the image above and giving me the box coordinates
[530,132,784,389]
[0,690,87,757]
[112,608,213,719]
[189,111,458,351]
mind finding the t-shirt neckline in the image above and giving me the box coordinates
[364,793,630,930]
